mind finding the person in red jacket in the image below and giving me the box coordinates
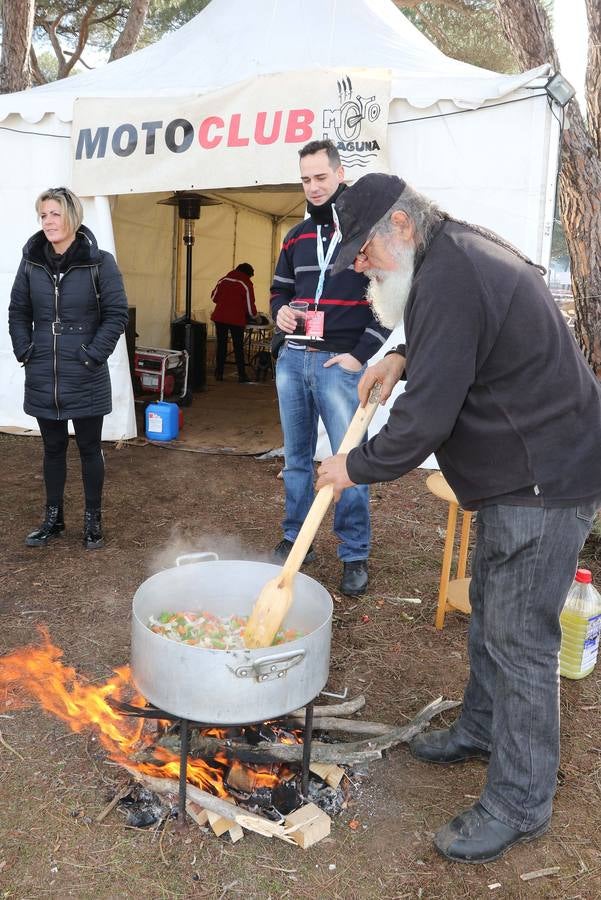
[211,262,257,382]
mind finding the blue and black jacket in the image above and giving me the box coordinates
[270,211,390,364]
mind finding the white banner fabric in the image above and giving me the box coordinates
[72,69,391,195]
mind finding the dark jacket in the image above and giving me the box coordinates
[8,225,128,420]
[211,269,257,327]
[270,216,389,363]
[347,220,601,509]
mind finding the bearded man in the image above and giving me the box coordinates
[316,173,601,863]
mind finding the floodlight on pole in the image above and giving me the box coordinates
[544,72,576,108]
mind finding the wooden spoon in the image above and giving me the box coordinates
[244,384,381,648]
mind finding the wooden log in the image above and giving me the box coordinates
[285,716,404,735]
[284,803,331,849]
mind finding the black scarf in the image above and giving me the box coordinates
[306,182,347,225]
[43,237,80,275]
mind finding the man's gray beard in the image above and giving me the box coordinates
[365,242,415,329]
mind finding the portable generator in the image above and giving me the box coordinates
[133,347,189,402]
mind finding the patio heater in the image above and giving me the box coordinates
[158,191,221,403]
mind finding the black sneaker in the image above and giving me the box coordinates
[273,538,316,565]
[340,560,368,595]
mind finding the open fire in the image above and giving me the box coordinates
[1,627,303,790]
[0,627,340,841]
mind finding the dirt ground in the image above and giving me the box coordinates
[1,410,600,900]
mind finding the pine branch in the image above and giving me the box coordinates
[395,0,475,13]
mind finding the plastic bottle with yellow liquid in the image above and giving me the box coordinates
[559,568,601,679]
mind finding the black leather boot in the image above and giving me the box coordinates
[409,727,491,764]
[83,508,104,550]
[25,505,65,547]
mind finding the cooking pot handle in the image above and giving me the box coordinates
[175,552,219,566]
[234,649,306,682]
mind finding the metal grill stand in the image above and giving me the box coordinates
[111,698,316,826]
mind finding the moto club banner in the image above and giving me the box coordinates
[71,69,391,195]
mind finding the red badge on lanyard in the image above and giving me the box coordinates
[310,222,341,340]
[305,309,325,338]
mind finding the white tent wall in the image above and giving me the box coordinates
[0,113,135,440]
[387,92,558,263]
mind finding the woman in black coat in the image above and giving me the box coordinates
[8,186,129,549]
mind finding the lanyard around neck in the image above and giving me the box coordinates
[314,205,341,308]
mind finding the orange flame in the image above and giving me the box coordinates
[0,628,298,800]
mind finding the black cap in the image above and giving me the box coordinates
[331,173,406,274]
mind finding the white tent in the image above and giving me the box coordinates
[0,0,560,440]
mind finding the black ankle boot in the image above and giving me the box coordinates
[25,505,65,547]
[83,508,104,550]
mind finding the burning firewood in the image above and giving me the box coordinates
[124,769,299,844]
[153,696,461,767]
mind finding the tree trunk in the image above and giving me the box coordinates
[109,0,151,62]
[0,0,35,94]
[493,0,601,374]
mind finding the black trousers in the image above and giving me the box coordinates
[214,323,246,379]
[36,416,104,510]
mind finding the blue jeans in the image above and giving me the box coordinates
[452,503,597,831]
[275,344,370,561]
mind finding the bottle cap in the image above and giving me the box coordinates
[575,568,593,583]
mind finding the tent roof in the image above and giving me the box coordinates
[0,0,549,123]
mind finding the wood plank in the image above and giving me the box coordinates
[285,803,330,849]
[309,762,344,788]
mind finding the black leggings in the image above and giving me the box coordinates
[214,323,246,379]
[37,416,104,510]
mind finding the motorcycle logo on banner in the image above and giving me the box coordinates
[72,69,391,195]
[323,74,383,170]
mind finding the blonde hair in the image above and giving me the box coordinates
[35,187,84,233]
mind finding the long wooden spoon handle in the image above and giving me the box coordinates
[280,383,382,579]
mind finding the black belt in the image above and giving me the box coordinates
[43,321,95,335]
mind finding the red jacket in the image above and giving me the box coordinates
[211,269,257,327]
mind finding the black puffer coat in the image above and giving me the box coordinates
[8,225,129,420]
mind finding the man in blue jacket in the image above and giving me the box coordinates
[316,172,601,863]
[270,140,390,595]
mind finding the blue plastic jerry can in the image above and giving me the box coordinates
[145,401,180,441]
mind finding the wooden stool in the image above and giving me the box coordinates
[426,471,473,629]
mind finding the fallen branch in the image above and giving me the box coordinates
[520,867,560,882]
[95,783,131,823]
[289,695,366,718]
[153,697,460,766]
[0,728,25,761]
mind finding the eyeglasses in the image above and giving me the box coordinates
[356,226,378,262]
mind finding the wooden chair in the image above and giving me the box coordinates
[426,471,473,629]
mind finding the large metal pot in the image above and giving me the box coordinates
[131,554,333,724]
